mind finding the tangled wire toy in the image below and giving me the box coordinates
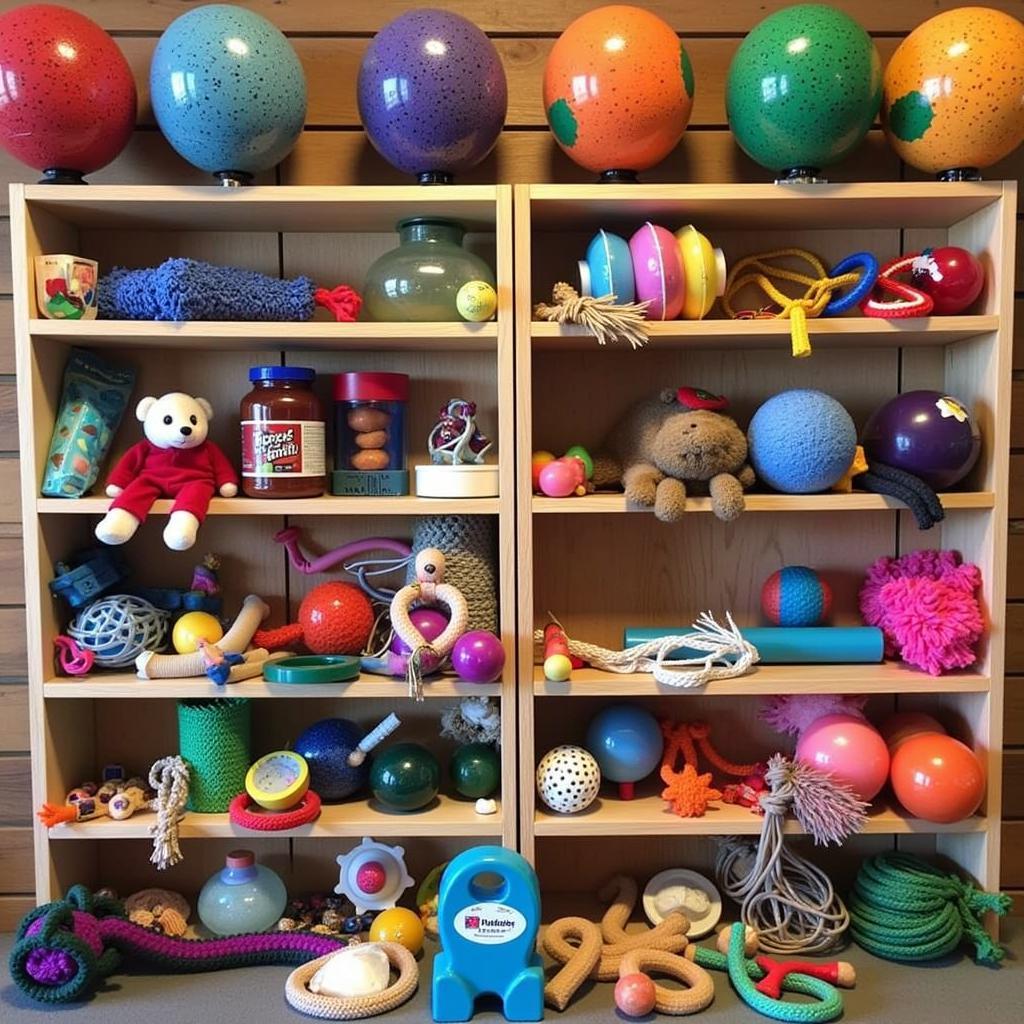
[723,249,876,358]
[849,852,1011,964]
[716,755,867,956]
[9,886,345,1004]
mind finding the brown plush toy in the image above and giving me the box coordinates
[592,387,754,522]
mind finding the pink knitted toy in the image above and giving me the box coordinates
[859,550,983,675]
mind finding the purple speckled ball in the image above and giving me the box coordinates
[358,9,508,182]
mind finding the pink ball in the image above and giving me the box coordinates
[451,630,506,684]
[538,459,579,497]
[615,973,657,1017]
[795,713,890,801]
[356,860,387,895]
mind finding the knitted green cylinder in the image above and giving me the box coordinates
[177,698,251,812]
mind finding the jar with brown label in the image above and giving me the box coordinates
[241,366,325,498]
[332,372,409,497]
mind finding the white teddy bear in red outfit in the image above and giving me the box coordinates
[95,392,238,551]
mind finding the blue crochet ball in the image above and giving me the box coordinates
[294,718,368,803]
[761,566,833,626]
[747,390,856,494]
[151,5,307,178]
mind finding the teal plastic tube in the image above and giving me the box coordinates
[623,626,883,664]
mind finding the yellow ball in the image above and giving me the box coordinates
[369,906,424,955]
[172,611,224,654]
[456,280,497,322]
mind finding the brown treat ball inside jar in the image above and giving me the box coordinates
[334,372,409,482]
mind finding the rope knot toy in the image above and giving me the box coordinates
[533,281,652,349]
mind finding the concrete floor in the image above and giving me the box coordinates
[2,922,1023,1023]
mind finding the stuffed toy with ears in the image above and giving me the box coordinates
[95,392,238,551]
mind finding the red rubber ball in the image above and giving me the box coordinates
[356,860,387,895]
[0,5,137,178]
[615,973,657,1017]
[910,246,984,315]
[298,581,374,655]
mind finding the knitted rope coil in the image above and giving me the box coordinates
[848,852,1011,964]
[147,756,189,870]
[285,943,419,1019]
[617,948,715,1015]
[177,699,250,813]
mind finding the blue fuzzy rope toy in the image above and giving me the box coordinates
[98,259,361,322]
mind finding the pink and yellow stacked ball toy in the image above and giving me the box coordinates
[761,566,832,627]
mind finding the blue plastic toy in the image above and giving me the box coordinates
[585,703,664,800]
[50,548,129,608]
[433,846,543,1022]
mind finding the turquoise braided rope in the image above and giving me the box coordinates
[691,925,843,1023]
[848,852,1011,965]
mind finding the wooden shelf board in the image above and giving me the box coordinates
[38,495,500,516]
[533,663,990,697]
[47,796,503,839]
[525,182,1004,231]
[43,673,501,699]
[531,317,998,350]
[30,320,499,352]
[534,793,986,837]
[24,184,501,232]
[532,492,994,514]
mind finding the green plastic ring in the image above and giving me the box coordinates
[263,655,361,684]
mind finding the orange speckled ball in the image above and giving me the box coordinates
[882,7,1024,176]
[543,5,694,178]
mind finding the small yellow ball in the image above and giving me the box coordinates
[172,611,224,654]
[456,280,497,322]
[369,906,424,955]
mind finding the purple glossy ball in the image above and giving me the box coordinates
[452,630,506,684]
[861,390,981,490]
[390,607,450,656]
[357,9,508,183]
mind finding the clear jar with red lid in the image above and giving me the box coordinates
[332,372,409,496]
[240,366,325,498]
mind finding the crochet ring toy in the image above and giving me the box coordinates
[10,886,345,1004]
[861,255,934,318]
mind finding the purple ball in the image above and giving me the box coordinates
[357,9,508,183]
[861,391,981,490]
[390,607,450,656]
[452,630,505,684]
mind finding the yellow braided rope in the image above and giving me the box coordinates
[722,249,861,358]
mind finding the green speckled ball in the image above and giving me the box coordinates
[726,4,881,177]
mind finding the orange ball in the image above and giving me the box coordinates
[531,451,555,491]
[544,5,694,177]
[369,906,424,955]
[890,732,985,823]
[298,581,374,655]
[882,8,1024,176]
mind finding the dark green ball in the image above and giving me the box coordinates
[726,4,881,175]
[370,742,440,812]
[450,743,500,799]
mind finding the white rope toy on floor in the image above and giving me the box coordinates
[148,756,189,870]
[533,612,759,688]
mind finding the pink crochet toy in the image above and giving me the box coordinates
[859,550,983,675]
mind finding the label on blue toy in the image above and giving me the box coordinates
[453,902,526,945]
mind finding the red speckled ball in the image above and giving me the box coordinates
[615,972,657,1017]
[356,860,386,895]
[0,5,137,180]
[298,581,375,655]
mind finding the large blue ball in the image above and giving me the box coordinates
[294,718,368,802]
[151,4,307,178]
[747,389,856,493]
[585,704,663,786]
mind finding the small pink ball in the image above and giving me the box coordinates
[538,459,578,498]
[795,713,890,802]
[356,860,387,895]
[615,973,657,1017]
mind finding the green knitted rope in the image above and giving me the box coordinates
[848,852,1011,964]
[178,698,251,812]
[692,925,843,1023]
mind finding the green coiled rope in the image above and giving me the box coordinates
[848,852,1011,965]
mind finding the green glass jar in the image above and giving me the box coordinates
[363,218,496,322]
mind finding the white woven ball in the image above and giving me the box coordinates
[536,744,601,814]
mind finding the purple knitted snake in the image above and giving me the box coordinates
[10,886,345,1004]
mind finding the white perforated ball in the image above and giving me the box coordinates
[536,744,601,814]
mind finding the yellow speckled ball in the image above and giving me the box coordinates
[882,7,1024,176]
[369,906,424,954]
[456,280,497,322]
[172,611,223,654]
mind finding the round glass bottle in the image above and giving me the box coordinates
[363,218,496,322]
[198,850,287,935]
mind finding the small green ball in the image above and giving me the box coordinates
[450,743,500,799]
[370,742,440,812]
[564,445,593,479]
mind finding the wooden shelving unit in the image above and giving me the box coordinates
[514,182,1014,901]
[11,184,516,903]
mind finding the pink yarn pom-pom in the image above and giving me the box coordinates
[760,694,867,736]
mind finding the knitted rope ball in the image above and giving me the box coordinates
[407,516,497,633]
[177,699,251,812]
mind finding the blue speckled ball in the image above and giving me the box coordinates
[151,4,307,178]
[747,389,856,493]
[294,718,368,803]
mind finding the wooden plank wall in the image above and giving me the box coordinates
[0,0,1021,925]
